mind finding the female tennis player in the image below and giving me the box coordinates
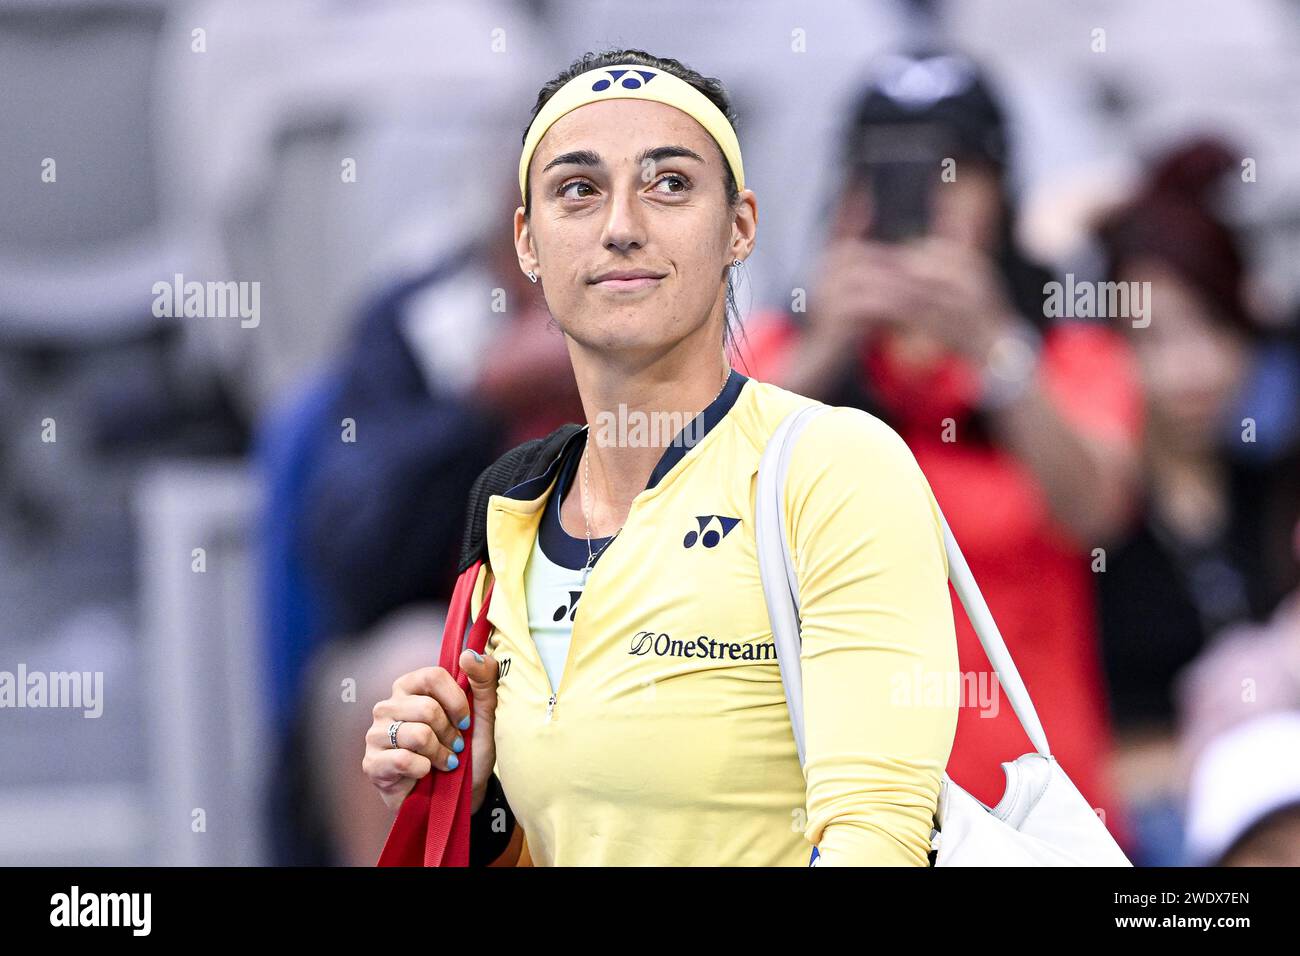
[363,49,960,866]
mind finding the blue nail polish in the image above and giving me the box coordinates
[471,651,484,663]
[457,714,471,730]
[446,753,459,771]
[452,735,464,753]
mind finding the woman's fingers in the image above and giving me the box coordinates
[364,667,475,810]
[392,666,472,731]
[362,747,433,811]
[372,691,464,756]
[459,649,500,717]
[366,716,460,771]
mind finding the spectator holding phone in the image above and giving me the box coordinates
[743,51,1142,840]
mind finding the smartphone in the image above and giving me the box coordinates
[852,122,946,242]
[866,160,932,242]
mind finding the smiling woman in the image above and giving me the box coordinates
[516,51,752,369]
[365,49,961,868]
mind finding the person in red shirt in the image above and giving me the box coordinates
[740,52,1142,850]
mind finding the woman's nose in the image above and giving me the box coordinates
[600,183,649,251]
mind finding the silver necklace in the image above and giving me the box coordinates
[579,367,730,583]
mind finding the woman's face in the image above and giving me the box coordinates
[1119,257,1250,453]
[515,98,756,360]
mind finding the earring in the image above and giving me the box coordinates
[526,270,538,283]
[731,258,742,268]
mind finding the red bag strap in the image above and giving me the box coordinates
[377,560,495,866]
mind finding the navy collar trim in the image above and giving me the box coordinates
[646,366,748,490]
[537,436,613,569]
[501,367,749,502]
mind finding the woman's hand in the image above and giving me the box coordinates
[806,236,1017,361]
[778,238,898,399]
[363,650,501,814]
[803,237,899,350]
[880,236,1021,364]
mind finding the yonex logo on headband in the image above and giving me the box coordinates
[591,69,659,91]
[518,61,745,203]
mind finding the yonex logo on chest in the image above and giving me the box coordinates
[553,590,583,623]
[683,515,741,549]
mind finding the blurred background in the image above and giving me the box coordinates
[1,0,1298,867]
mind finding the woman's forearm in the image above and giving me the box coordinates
[982,373,1138,548]
[775,326,864,401]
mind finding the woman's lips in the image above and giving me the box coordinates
[592,276,662,291]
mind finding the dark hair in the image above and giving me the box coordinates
[840,49,1009,172]
[522,48,749,359]
[1096,136,1260,341]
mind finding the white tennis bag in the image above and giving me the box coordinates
[757,404,1132,866]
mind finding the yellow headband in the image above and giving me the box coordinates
[518,63,745,205]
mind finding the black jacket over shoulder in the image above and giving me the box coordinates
[461,420,581,866]
[457,422,583,575]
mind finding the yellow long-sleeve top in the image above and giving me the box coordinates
[470,369,959,865]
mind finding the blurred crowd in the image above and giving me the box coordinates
[2,0,1299,867]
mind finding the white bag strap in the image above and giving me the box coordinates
[755,403,1052,767]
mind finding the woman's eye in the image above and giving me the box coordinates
[652,174,690,194]
[559,180,595,199]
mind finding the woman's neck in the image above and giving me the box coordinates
[564,350,731,537]
[1144,440,1229,545]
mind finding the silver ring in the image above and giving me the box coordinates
[387,720,404,749]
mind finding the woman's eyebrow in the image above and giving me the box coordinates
[541,144,706,175]
[635,145,706,166]
[542,148,602,174]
